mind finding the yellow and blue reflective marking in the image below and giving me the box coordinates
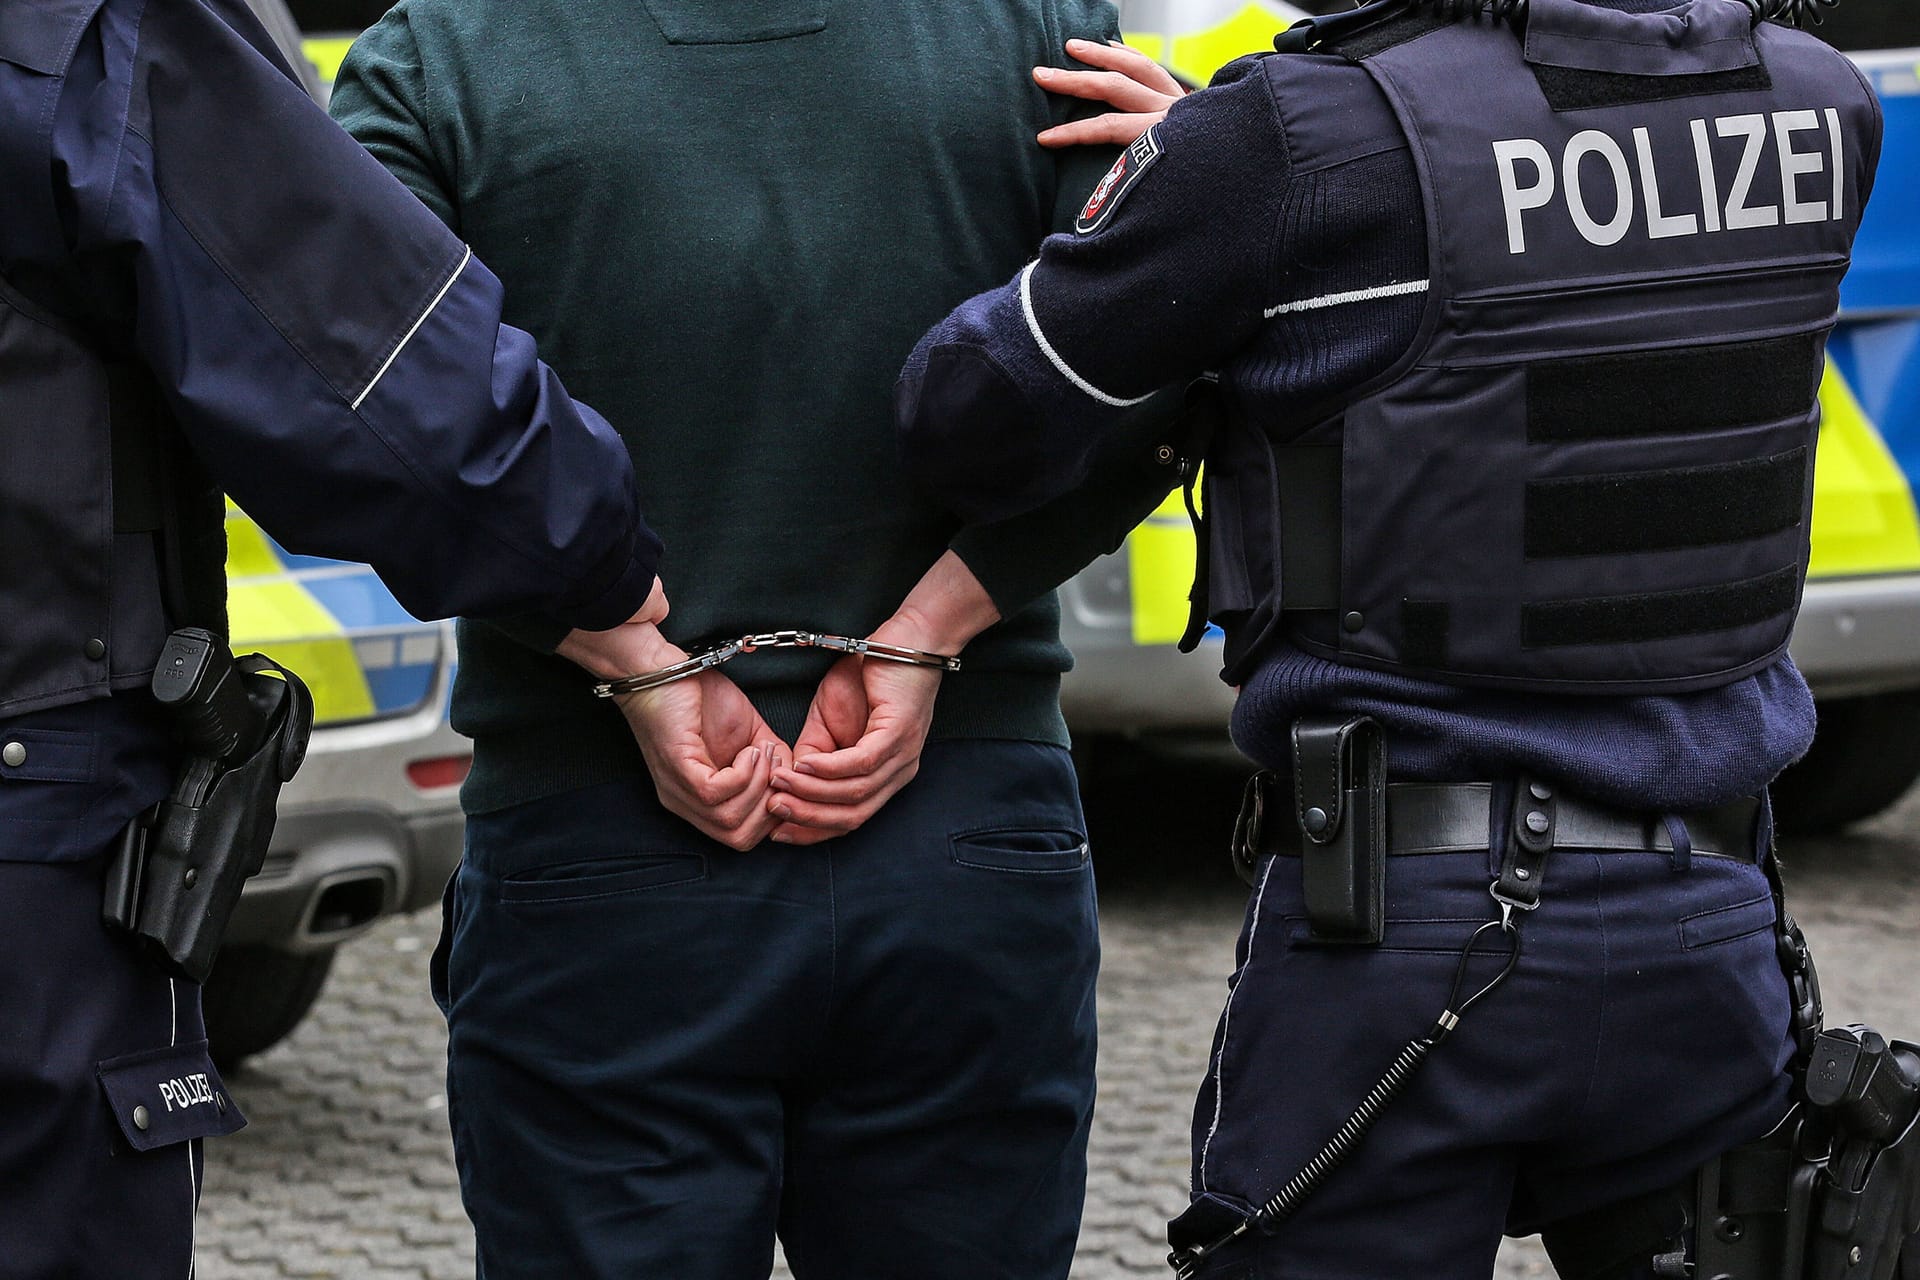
[1814,346,1920,576]
[1817,48,1920,577]
[226,506,441,725]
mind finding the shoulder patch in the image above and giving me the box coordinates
[1075,125,1163,235]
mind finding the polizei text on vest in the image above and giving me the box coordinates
[1494,109,1846,254]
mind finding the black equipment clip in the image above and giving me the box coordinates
[1230,770,1276,889]
[1175,374,1227,655]
[1492,776,1556,925]
[1290,715,1388,945]
[103,629,313,984]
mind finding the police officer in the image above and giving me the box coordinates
[0,2,668,1276]
[897,0,1882,1275]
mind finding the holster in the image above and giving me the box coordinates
[1542,1028,1920,1280]
[104,654,312,984]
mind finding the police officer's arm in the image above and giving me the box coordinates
[325,11,643,660]
[897,59,1288,525]
[919,3,1193,625]
[57,0,660,634]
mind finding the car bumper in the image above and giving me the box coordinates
[1791,574,1920,698]
[1058,557,1237,735]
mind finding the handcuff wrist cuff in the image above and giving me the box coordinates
[591,630,961,700]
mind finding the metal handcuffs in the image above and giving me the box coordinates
[590,630,961,700]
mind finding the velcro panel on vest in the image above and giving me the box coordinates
[1522,565,1800,649]
[1527,335,1822,443]
[1524,448,1807,559]
[1532,63,1772,112]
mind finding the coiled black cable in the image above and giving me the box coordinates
[1254,1037,1434,1223]
[1168,919,1523,1279]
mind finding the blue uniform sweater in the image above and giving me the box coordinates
[897,2,1821,811]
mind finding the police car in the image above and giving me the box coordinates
[202,0,470,1067]
[1063,0,1920,835]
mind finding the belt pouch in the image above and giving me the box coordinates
[1290,715,1386,944]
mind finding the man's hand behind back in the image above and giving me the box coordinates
[768,650,943,845]
[558,586,786,851]
[617,663,787,851]
[769,551,1001,845]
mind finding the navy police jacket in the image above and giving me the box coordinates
[897,0,1884,809]
[0,0,662,861]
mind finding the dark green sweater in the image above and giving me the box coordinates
[332,0,1175,812]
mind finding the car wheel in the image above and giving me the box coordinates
[202,945,336,1071]
[1771,691,1920,836]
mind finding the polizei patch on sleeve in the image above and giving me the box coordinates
[1075,126,1164,235]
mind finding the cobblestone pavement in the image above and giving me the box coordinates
[198,769,1920,1279]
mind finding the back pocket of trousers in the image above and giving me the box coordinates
[500,853,706,904]
[640,0,825,45]
[951,828,1090,874]
[1680,895,1775,950]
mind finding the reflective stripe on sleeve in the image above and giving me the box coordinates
[1019,263,1156,409]
[1263,278,1430,319]
[350,246,473,412]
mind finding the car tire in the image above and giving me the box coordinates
[1771,691,1920,836]
[202,945,337,1071]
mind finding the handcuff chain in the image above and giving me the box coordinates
[591,630,961,700]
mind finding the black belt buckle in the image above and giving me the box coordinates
[1290,715,1386,945]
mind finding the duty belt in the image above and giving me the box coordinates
[1237,777,1763,864]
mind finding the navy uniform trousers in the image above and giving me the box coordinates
[1179,807,1796,1280]
[433,739,1099,1279]
[0,853,235,1280]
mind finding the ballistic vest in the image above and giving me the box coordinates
[0,0,225,719]
[1206,0,1878,694]
[0,273,226,719]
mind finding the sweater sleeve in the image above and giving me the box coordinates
[947,392,1183,620]
[898,58,1288,527]
[332,15,574,653]
[328,12,461,230]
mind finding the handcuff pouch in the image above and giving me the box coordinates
[1290,715,1385,945]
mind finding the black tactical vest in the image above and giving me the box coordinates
[0,0,226,719]
[0,273,226,719]
[1207,0,1878,694]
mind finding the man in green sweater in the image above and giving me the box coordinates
[331,3,1174,1276]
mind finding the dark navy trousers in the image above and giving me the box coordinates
[437,739,1100,1280]
[1176,823,1796,1280]
[0,853,237,1280]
